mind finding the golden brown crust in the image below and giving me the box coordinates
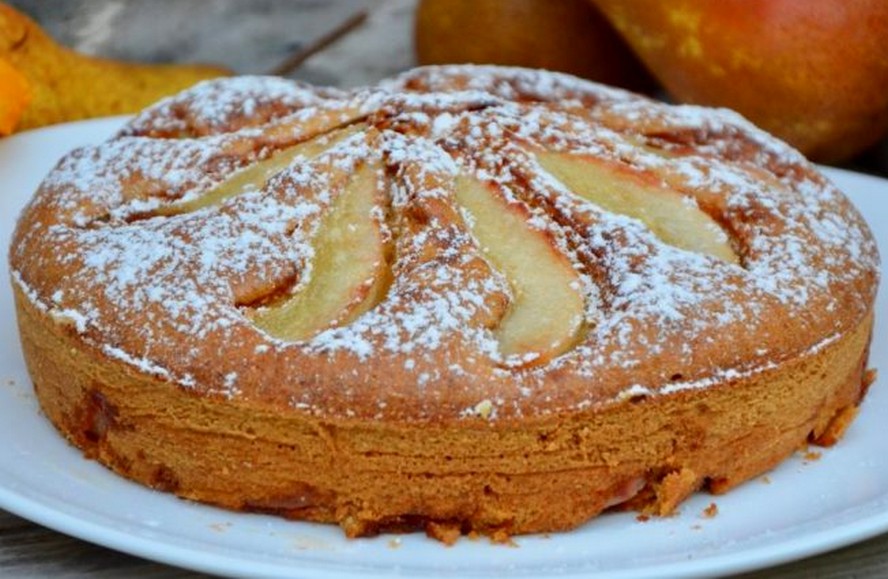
[14,287,874,536]
[8,65,880,539]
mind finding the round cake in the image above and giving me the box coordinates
[8,65,879,542]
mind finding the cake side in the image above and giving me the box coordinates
[14,284,874,539]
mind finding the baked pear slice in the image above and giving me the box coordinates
[455,176,585,365]
[160,124,362,215]
[536,151,738,264]
[252,163,390,341]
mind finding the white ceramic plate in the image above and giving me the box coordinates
[1,118,887,579]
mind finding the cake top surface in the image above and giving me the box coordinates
[10,65,879,423]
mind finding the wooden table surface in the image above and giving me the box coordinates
[3,0,888,576]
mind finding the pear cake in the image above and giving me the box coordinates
[8,65,879,541]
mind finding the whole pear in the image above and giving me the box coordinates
[416,0,655,93]
[590,0,888,162]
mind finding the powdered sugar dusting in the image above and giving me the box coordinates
[121,76,347,138]
[9,65,879,419]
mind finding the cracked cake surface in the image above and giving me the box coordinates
[8,65,879,539]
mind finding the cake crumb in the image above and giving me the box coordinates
[209,522,232,532]
[490,529,518,547]
[864,368,878,388]
[425,521,460,545]
[816,405,860,446]
[388,537,402,549]
[803,450,822,463]
[761,475,771,484]
[636,514,650,522]
[702,502,718,518]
